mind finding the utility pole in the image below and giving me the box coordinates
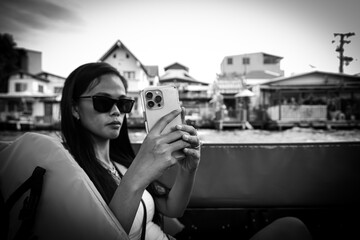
[332,32,355,73]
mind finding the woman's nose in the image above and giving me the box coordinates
[110,104,121,116]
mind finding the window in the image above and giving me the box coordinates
[8,101,17,112]
[38,85,44,93]
[227,57,233,65]
[0,100,5,112]
[123,71,135,80]
[23,102,33,114]
[18,101,33,114]
[15,83,27,92]
[264,56,279,64]
[44,103,53,116]
[126,53,130,59]
[243,57,250,65]
[54,87,63,93]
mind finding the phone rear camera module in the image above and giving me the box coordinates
[147,101,155,108]
[146,92,153,99]
[154,95,162,103]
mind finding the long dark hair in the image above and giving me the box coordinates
[60,62,135,204]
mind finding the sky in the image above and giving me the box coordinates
[0,0,359,83]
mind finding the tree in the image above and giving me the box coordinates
[0,33,20,92]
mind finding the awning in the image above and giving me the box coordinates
[235,89,255,97]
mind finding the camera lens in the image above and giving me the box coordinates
[154,95,162,103]
[147,101,155,108]
[146,92,153,99]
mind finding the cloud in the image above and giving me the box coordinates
[0,0,84,33]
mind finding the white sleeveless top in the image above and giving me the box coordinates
[115,163,169,240]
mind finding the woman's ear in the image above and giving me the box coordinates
[72,104,80,120]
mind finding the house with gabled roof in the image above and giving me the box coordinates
[0,49,65,130]
[99,40,159,119]
[160,62,208,86]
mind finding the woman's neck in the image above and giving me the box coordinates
[92,138,111,165]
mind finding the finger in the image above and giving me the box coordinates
[150,109,181,135]
[183,148,201,158]
[182,135,200,147]
[174,124,197,136]
[156,129,188,145]
[172,151,186,160]
[168,139,191,153]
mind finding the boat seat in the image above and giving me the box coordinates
[0,132,129,240]
[158,142,360,239]
[159,143,360,207]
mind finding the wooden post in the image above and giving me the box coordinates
[278,90,282,120]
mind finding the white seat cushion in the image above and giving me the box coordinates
[0,132,128,240]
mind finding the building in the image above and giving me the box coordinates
[99,40,159,122]
[252,71,360,129]
[0,49,65,130]
[220,52,284,85]
[159,62,212,127]
[17,48,42,75]
[215,52,284,125]
[160,62,208,86]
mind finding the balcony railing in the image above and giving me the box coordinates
[266,105,327,121]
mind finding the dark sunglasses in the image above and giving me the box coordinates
[78,95,135,113]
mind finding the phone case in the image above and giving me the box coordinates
[140,85,183,134]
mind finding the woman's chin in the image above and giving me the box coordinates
[106,128,121,139]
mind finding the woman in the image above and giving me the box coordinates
[60,62,201,240]
[60,62,312,240]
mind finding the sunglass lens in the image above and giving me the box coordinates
[117,99,134,113]
[93,96,114,113]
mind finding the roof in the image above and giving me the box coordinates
[224,52,283,60]
[144,66,159,77]
[11,71,50,83]
[164,62,189,72]
[260,70,360,88]
[0,93,58,99]
[98,40,149,76]
[160,69,209,85]
[245,70,282,79]
[15,47,42,54]
[36,71,66,79]
[262,52,283,59]
[217,70,281,80]
[267,70,360,82]
[234,89,255,98]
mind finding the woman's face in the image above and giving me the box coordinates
[74,74,127,141]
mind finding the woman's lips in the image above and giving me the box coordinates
[107,121,121,127]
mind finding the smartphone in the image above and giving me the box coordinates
[140,85,184,160]
[140,85,183,134]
